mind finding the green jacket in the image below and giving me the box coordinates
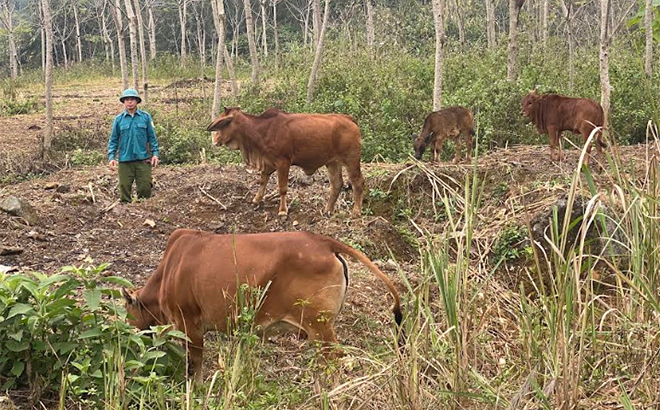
[108,109,159,162]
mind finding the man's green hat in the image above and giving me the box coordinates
[119,88,142,104]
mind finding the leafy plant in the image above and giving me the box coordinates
[0,263,186,407]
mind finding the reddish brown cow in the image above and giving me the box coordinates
[207,107,364,216]
[122,229,403,381]
[413,106,475,163]
[522,91,607,162]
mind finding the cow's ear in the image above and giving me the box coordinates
[207,116,234,132]
[411,133,418,140]
[122,288,134,305]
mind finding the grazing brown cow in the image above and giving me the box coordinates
[413,106,475,163]
[207,107,365,216]
[522,91,607,162]
[122,229,403,381]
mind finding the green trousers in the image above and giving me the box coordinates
[118,160,152,202]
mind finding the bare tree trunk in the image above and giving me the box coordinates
[134,0,149,101]
[147,0,156,60]
[211,0,225,118]
[0,0,18,79]
[559,0,575,91]
[311,0,321,47]
[541,0,548,48]
[306,0,330,102]
[61,38,68,69]
[41,0,54,153]
[273,0,280,66]
[41,26,45,71]
[645,0,653,79]
[507,0,524,81]
[432,0,444,110]
[260,0,268,56]
[178,0,188,64]
[124,0,140,89]
[599,0,611,127]
[365,0,374,49]
[73,3,83,62]
[194,7,206,75]
[452,0,465,48]
[211,0,238,100]
[224,47,239,98]
[111,0,129,89]
[243,0,260,84]
[485,0,496,49]
[100,1,112,65]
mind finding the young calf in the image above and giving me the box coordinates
[413,106,475,163]
[122,229,403,381]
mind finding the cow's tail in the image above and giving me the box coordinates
[325,238,405,345]
[596,127,608,149]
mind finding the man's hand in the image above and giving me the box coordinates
[151,156,159,168]
[109,160,117,170]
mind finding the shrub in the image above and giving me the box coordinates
[0,263,185,407]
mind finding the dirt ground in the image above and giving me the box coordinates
[1,80,658,394]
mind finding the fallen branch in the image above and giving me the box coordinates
[199,187,228,210]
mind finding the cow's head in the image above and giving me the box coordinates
[122,288,163,330]
[413,132,433,160]
[522,90,541,119]
[207,107,240,147]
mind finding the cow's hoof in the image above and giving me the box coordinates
[278,211,288,218]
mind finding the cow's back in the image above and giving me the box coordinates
[425,106,474,136]
[157,231,345,330]
[271,112,362,170]
[539,95,604,132]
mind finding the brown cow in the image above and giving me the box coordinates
[413,106,475,163]
[522,90,607,162]
[122,229,403,381]
[207,107,365,216]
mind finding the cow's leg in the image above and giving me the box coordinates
[548,128,560,162]
[465,130,474,162]
[324,162,343,215]
[346,163,364,216]
[305,317,343,360]
[176,319,205,383]
[452,131,462,164]
[253,168,274,204]
[276,163,291,216]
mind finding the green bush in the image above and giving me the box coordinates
[0,263,185,407]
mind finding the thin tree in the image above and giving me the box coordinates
[644,0,653,79]
[485,0,495,49]
[260,0,268,56]
[133,0,148,101]
[306,0,329,102]
[432,0,444,110]
[599,0,636,126]
[0,0,18,79]
[211,0,225,118]
[111,0,129,89]
[177,0,188,64]
[365,0,374,49]
[559,0,575,91]
[124,0,140,89]
[311,0,321,46]
[451,0,465,48]
[541,0,548,48]
[41,0,54,153]
[73,2,83,62]
[147,0,156,59]
[243,0,260,83]
[273,0,280,65]
[193,3,205,75]
[507,0,525,81]
[97,0,115,70]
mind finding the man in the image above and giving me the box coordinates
[108,88,159,202]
